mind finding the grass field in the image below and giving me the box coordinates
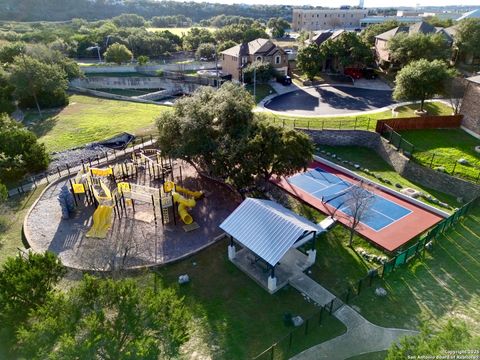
[146,26,216,36]
[246,83,276,103]
[316,145,459,210]
[25,95,169,152]
[400,128,480,183]
[148,239,347,359]
[265,101,453,131]
[350,204,480,336]
[0,185,46,266]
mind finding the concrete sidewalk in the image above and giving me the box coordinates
[291,304,418,360]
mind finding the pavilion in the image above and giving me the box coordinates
[219,198,325,293]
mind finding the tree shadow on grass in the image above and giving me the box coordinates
[351,210,480,331]
[29,115,60,139]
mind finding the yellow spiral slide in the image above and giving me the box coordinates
[164,181,203,225]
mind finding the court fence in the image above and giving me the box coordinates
[252,196,478,360]
[270,115,377,132]
[6,135,156,199]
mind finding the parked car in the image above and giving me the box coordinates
[362,67,378,80]
[344,68,362,80]
[277,75,292,86]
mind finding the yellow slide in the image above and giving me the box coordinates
[172,192,195,225]
[86,205,113,238]
[164,181,203,199]
[164,181,203,225]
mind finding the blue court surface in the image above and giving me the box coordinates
[288,168,412,232]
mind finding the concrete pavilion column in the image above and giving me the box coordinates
[228,236,236,261]
[268,266,277,293]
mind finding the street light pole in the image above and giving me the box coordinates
[253,66,256,100]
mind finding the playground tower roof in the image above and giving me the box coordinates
[219,198,323,266]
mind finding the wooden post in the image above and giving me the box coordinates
[151,194,157,226]
[429,153,435,168]
[57,166,61,178]
[158,189,164,226]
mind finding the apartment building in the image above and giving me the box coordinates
[292,8,369,31]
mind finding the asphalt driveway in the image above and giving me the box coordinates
[264,86,395,116]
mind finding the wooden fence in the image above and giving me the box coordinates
[375,115,463,133]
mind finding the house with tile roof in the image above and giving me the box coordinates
[374,21,453,65]
[220,38,288,82]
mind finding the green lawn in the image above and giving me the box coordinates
[0,185,46,266]
[246,83,276,103]
[152,239,346,359]
[264,101,453,131]
[316,145,460,210]
[393,102,453,117]
[350,205,480,336]
[399,129,480,183]
[25,95,170,152]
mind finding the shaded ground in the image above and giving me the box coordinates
[25,160,238,270]
[265,86,394,116]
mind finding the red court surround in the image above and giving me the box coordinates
[272,161,444,252]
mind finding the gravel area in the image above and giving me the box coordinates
[47,145,113,173]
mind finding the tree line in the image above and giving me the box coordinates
[0,0,292,22]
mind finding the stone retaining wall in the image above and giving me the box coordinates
[80,62,217,74]
[301,129,480,201]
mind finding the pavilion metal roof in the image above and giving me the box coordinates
[219,198,323,267]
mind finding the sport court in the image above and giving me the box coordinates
[288,168,411,232]
[273,162,444,252]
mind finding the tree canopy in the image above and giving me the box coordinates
[455,19,480,64]
[388,32,451,68]
[360,20,399,46]
[104,43,132,64]
[183,28,215,51]
[386,320,479,359]
[156,83,314,191]
[322,32,372,70]
[0,114,50,181]
[10,55,69,114]
[267,17,290,38]
[0,251,65,338]
[393,59,455,111]
[195,43,216,61]
[242,61,277,84]
[17,275,190,360]
[296,44,324,81]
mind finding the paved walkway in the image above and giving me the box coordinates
[289,273,336,306]
[289,276,418,360]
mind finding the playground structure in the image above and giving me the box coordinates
[69,148,203,238]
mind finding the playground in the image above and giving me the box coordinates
[24,148,239,270]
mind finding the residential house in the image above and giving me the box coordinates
[445,25,480,65]
[220,38,288,82]
[460,75,480,137]
[305,29,346,46]
[374,21,453,66]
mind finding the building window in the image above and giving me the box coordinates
[242,56,248,64]
[275,55,281,64]
[256,56,262,62]
[343,14,345,17]
[325,14,327,17]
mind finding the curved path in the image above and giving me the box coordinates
[264,86,394,116]
[291,304,417,360]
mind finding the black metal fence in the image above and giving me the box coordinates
[378,124,480,183]
[6,135,156,198]
[253,196,478,359]
[270,115,377,132]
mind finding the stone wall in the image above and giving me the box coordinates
[70,77,202,94]
[460,80,480,136]
[80,62,217,74]
[301,129,480,201]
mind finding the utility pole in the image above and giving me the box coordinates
[253,66,256,100]
[214,44,219,89]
